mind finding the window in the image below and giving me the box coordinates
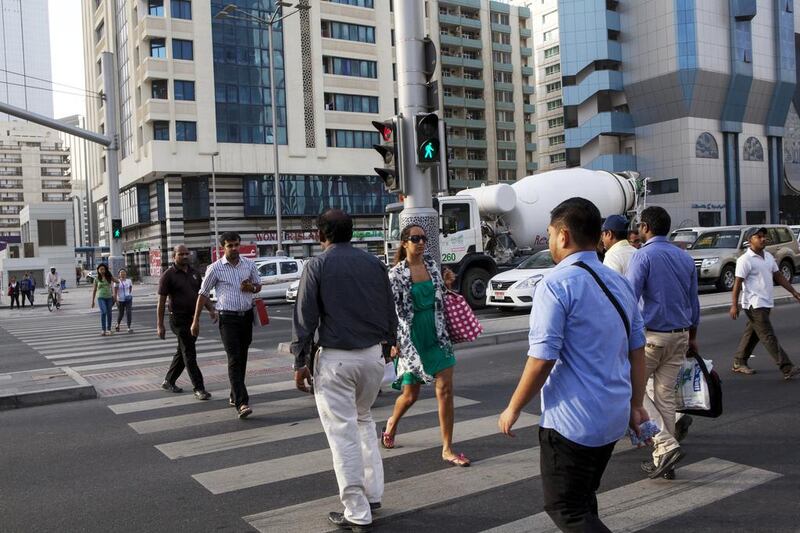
[696,132,719,159]
[182,178,209,219]
[546,99,562,111]
[493,71,513,83]
[492,51,512,63]
[496,90,513,103]
[37,220,67,246]
[496,110,514,122]
[542,10,557,26]
[156,180,166,220]
[549,134,565,146]
[497,130,515,141]
[498,169,515,181]
[323,56,377,78]
[323,0,374,6]
[280,261,299,274]
[698,211,722,227]
[549,152,566,164]
[442,203,471,232]
[170,0,191,19]
[649,178,679,195]
[326,129,380,148]
[497,149,515,161]
[491,12,509,25]
[172,39,193,60]
[148,0,164,16]
[174,80,195,101]
[743,136,764,161]
[492,32,511,45]
[324,93,379,113]
[153,120,169,140]
[546,81,561,93]
[151,79,168,99]
[321,20,376,43]
[545,64,561,76]
[544,45,560,59]
[543,28,557,42]
[260,263,278,277]
[150,38,166,58]
[548,116,564,129]
[176,121,197,141]
[776,227,794,243]
[745,211,766,224]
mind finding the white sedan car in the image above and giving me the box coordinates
[286,279,300,303]
[486,250,556,308]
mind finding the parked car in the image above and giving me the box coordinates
[790,225,800,245]
[485,250,556,308]
[286,279,300,303]
[85,270,97,283]
[668,225,800,291]
[210,257,304,301]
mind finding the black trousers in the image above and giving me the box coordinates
[539,427,616,533]
[20,290,30,307]
[9,293,20,308]
[218,311,253,408]
[164,313,206,391]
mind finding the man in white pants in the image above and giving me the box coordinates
[291,209,397,532]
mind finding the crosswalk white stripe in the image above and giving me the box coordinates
[67,350,247,372]
[21,331,158,346]
[43,339,220,359]
[129,395,318,434]
[9,324,137,336]
[244,448,539,533]
[108,381,298,414]
[48,342,223,365]
[195,413,541,495]
[156,396,479,460]
[483,457,781,533]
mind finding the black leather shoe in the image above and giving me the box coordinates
[674,415,693,443]
[161,380,183,393]
[369,502,381,511]
[194,390,211,400]
[643,448,685,479]
[328,512,372,532]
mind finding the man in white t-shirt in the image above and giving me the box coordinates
[729,227,800,379]
[45,267,62,306]
[602,215,637,275]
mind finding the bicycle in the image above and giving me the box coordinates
[47,287,61,312]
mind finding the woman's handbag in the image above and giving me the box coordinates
[443,290,483,343]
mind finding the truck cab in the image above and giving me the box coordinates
[385,196,497,308]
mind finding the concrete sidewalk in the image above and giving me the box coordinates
[3,283,799,411]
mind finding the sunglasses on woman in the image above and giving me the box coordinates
[406,235,427,244]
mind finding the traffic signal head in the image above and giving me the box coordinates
[372,116,404,194]
[414,113,440,167]
[111,219,122,239]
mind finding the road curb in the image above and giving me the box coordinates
[0,367,97,411]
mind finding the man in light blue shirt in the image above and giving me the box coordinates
[499,198,648,533]
[626,206,700,480]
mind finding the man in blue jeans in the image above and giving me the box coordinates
[499,198,649,532]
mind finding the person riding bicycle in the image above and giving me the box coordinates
[45,266,62,307]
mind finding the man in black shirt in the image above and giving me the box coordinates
[157,245,215,400]
[292,209,397,532]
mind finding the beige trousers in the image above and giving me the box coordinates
[643,330,689,461]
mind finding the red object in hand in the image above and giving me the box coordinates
[253,299,270,327]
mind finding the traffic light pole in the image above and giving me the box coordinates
[395,0,440,264]
[101,52,125,276]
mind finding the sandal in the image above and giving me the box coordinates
[381,427,395,449]
[443,453,471,467]
[237,404,252,419]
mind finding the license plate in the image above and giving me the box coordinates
[495,291,505,299]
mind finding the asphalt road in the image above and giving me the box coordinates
[2,305,800,532]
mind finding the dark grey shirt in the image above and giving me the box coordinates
[290,243,398,369]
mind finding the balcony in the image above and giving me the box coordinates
[0,157,22,164]
[0,194,24,202]
[520,47,533,57]
[526,161,539,172]
[41,169,68,177]
[523,85,535,94]
[438,14,483,30]
[139,56,169,81]
[526,143,538,152]
[563,70,624,107]
[521,66,534,76]
[443,76,485,89]
[496,121,516,130]
[440,34,483,50]
[464,98,485,109]
[498,160,517,170]
[450,178,486,189]
[441,55,484,70]
[497,141,517,150]
[491,42,512,53]
[0,180,22,189]
[138,15,168,41]
[519,27,532,38]
[439,0,482,8]
[495,101,514,111]
[565,112,634,149]
[42,193,70,202]
[42,180,72,190]
[523,103,535,113]
[450,159,489,169]
[491,23,512,34]
[493,62,513,73]
[464,118,487,128]
[493,82,513,92]
[524,123,537,132]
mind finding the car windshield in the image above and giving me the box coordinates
[691,231,741,250]
[517,250,554,269]
[670,231,698,244]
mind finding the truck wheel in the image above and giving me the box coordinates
[462,268,490,309]
[716,264,736,292]
[779,260,794,283]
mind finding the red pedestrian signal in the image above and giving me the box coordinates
[372,117,405,194]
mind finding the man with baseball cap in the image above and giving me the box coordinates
[601,215,637,275]
[730,227,800,379]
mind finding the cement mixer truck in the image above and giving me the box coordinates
[384,168,646,308]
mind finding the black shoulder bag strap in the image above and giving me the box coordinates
[573,261,630,338]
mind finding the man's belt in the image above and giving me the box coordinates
[646,327,690,333]
[219,309,253,317]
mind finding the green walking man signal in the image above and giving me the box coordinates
[414,113,440,167]
[111,219,122,240]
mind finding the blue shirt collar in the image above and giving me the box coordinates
[642,235,668,246]
[554,250,601,270]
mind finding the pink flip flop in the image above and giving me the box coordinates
[443,453,471,467]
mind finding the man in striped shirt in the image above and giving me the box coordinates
[192,232,262,419]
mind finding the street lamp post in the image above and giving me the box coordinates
[200,151,220,259]
[215,1,310,257]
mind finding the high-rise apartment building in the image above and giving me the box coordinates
[0,0,55,119]
[559,0,797,227]
[0,122,72,240]
[59,115,94,248]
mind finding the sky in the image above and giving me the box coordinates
[48,0,86,119]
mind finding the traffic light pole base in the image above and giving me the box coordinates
[399,208,440,266]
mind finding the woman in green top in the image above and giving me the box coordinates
[91,263,116,336]
[385,225,470,467]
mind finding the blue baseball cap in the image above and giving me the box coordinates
[601,214,629,233]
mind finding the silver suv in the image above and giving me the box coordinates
[669,225,800,291]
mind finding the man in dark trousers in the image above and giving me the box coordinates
[157,245,214,399]
[20,273,32,308]
[499,198,649,533]
[193,232,262,419]
[292,209,398,532]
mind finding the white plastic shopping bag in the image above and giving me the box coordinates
[382,361,397,388]
[675,357,714,411]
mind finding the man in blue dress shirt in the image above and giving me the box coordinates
[499,198,649,533]
[626,206,700,480]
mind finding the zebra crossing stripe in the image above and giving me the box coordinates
[244,448,539,533]
[67,350,244,372]
[155,396,479,460]
[108,381,298,414]
[43,339,220,359]
[482,457,781,533]
[194,412,541,495]
[51,343,223,366]
[129,395,318,434]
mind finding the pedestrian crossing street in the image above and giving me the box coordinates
[1,313,263,374]
[100,379,781,532]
